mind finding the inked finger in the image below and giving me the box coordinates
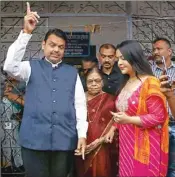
[26,2,31,14]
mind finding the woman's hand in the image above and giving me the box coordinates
[111,111,130,124]
[104,126,116,143]
[75,137,104,156]
[85,138,104,154]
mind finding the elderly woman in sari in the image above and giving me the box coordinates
[75,67,118,177]
[105,40,169,177]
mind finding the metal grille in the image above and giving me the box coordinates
[132,1,175,57]
[1,75,25,177]
[132,16,175,57]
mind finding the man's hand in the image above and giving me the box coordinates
[23,2,40,34]
[75,138,86,160]
[159,74,175,98]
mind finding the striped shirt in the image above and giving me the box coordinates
[151,61,175,121]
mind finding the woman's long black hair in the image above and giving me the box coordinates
[116,40,153,91]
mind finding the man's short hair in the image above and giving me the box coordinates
[44,28,67,43]
[99,43,116,52]
[82,57,98,64]
[153,37,171,48]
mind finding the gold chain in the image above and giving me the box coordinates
[87,93,104,123]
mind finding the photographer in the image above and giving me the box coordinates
[152,37,175,177]
[159,74,175,118]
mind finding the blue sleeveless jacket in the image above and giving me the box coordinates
[19,59,78,150]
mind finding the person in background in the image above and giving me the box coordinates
[75,67,118,177]
[159,72,175,177]
[98,43,124,95]
[1,77,25,172]
[79,57,98,91]
[152,37,175,177]
[159,73,175,118]
[3,2,87,177]
[105,40,169,177]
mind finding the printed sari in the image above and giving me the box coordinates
[76,92,118,177]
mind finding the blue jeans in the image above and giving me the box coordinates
[168,125,175,177]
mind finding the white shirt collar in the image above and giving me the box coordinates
[45,57,62,68]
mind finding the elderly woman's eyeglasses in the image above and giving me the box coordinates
[87,79,102,85]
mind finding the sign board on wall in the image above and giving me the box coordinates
[64,32,90,57]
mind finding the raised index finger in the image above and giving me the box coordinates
[26,2,31,14]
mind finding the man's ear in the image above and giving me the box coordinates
[97,53,102,64]
[97,53,100,59]
[42,41,45,50]
[168,48,172,57]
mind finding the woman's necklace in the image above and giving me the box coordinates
[116,77,139,112]
[87,93,104,123]
[127,76,138,84]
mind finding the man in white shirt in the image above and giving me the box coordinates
[3,2,88,177]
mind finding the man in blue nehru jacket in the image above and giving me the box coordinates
[3,2,88,177]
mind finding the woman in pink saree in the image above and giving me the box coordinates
[105,40,169,177]
[75,68,118,177]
